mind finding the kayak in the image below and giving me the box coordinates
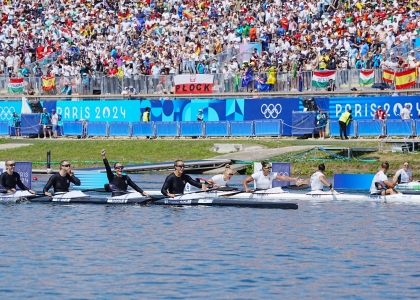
[0,190,38,202]
[24,190,298,209]
[394,183,420,195]
[145,188,420,203]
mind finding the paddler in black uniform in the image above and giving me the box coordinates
[101,149,150,197]
[161,160,207,198]
[0,160,36,194]
[43,160,81,196]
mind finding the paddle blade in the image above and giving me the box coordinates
[283,184,310,190]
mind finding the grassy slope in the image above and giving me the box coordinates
[0,139,416,177]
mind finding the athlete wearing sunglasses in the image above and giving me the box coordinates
[43,160,81,196]
[243,161,301,193]
[161,159,207,198]
[101,149,150,197]
[206,164,234,188]
[0,160,36,194]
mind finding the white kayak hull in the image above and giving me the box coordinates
[0,190,36,202]
[145,189,420,203]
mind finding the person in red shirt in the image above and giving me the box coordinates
[374,105,387,120]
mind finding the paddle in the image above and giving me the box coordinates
[283,184,310,190]
[150,186,231,200]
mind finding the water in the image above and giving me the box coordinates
[1,174,420,299]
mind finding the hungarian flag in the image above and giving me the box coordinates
[395,69,417,90]
[42,76,55,91]
[382,69,395,83]
[8,78,24,93]
[359,70,374,86]
[312,71,336,88]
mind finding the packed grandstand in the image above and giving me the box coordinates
[0,0,419,94]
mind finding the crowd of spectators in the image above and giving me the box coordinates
[0,0,419,94]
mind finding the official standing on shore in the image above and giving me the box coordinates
[338,109,352,140]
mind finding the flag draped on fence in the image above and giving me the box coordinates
[312,71,336,88]
[42,76,55,91]
[395,69,417,90]
[359,70,375,86]
[382,69,395,83]
[8,78,24,93]
[254,75,271,92]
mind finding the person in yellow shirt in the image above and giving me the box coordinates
[339,109,353,140]
[319,52,329,70]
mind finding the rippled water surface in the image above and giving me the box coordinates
[1,174,420,299]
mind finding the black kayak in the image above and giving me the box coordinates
[25,191,298,209]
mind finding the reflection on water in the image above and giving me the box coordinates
[0,174,420,298]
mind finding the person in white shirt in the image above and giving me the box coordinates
[206,165,234,187]
[303,163,335,192]
[400,104,412,120]
[243,161,300,192]
[393,162,413,184]
[370,161,397,195]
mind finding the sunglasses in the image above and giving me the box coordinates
[7,164,15,167]
[61,164,71,167]
[176,165,185,168]
[228,173,234,176]
[115,166,124,170]
[263,166,272,169]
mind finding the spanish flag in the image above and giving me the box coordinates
[382,69,395,84]
[395,68,417,90]
[42,76,55,91]
[195,44,201,56]
[183,10,193,19]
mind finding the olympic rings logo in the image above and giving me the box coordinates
[261,104,282,118]
[275,171,289,178]
[0,107,16,121]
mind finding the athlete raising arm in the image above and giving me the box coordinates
[101,149,150,197]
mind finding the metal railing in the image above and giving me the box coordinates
[0,69,418,96]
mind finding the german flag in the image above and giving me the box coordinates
[395,68,417,90]
[382,69,395,84]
